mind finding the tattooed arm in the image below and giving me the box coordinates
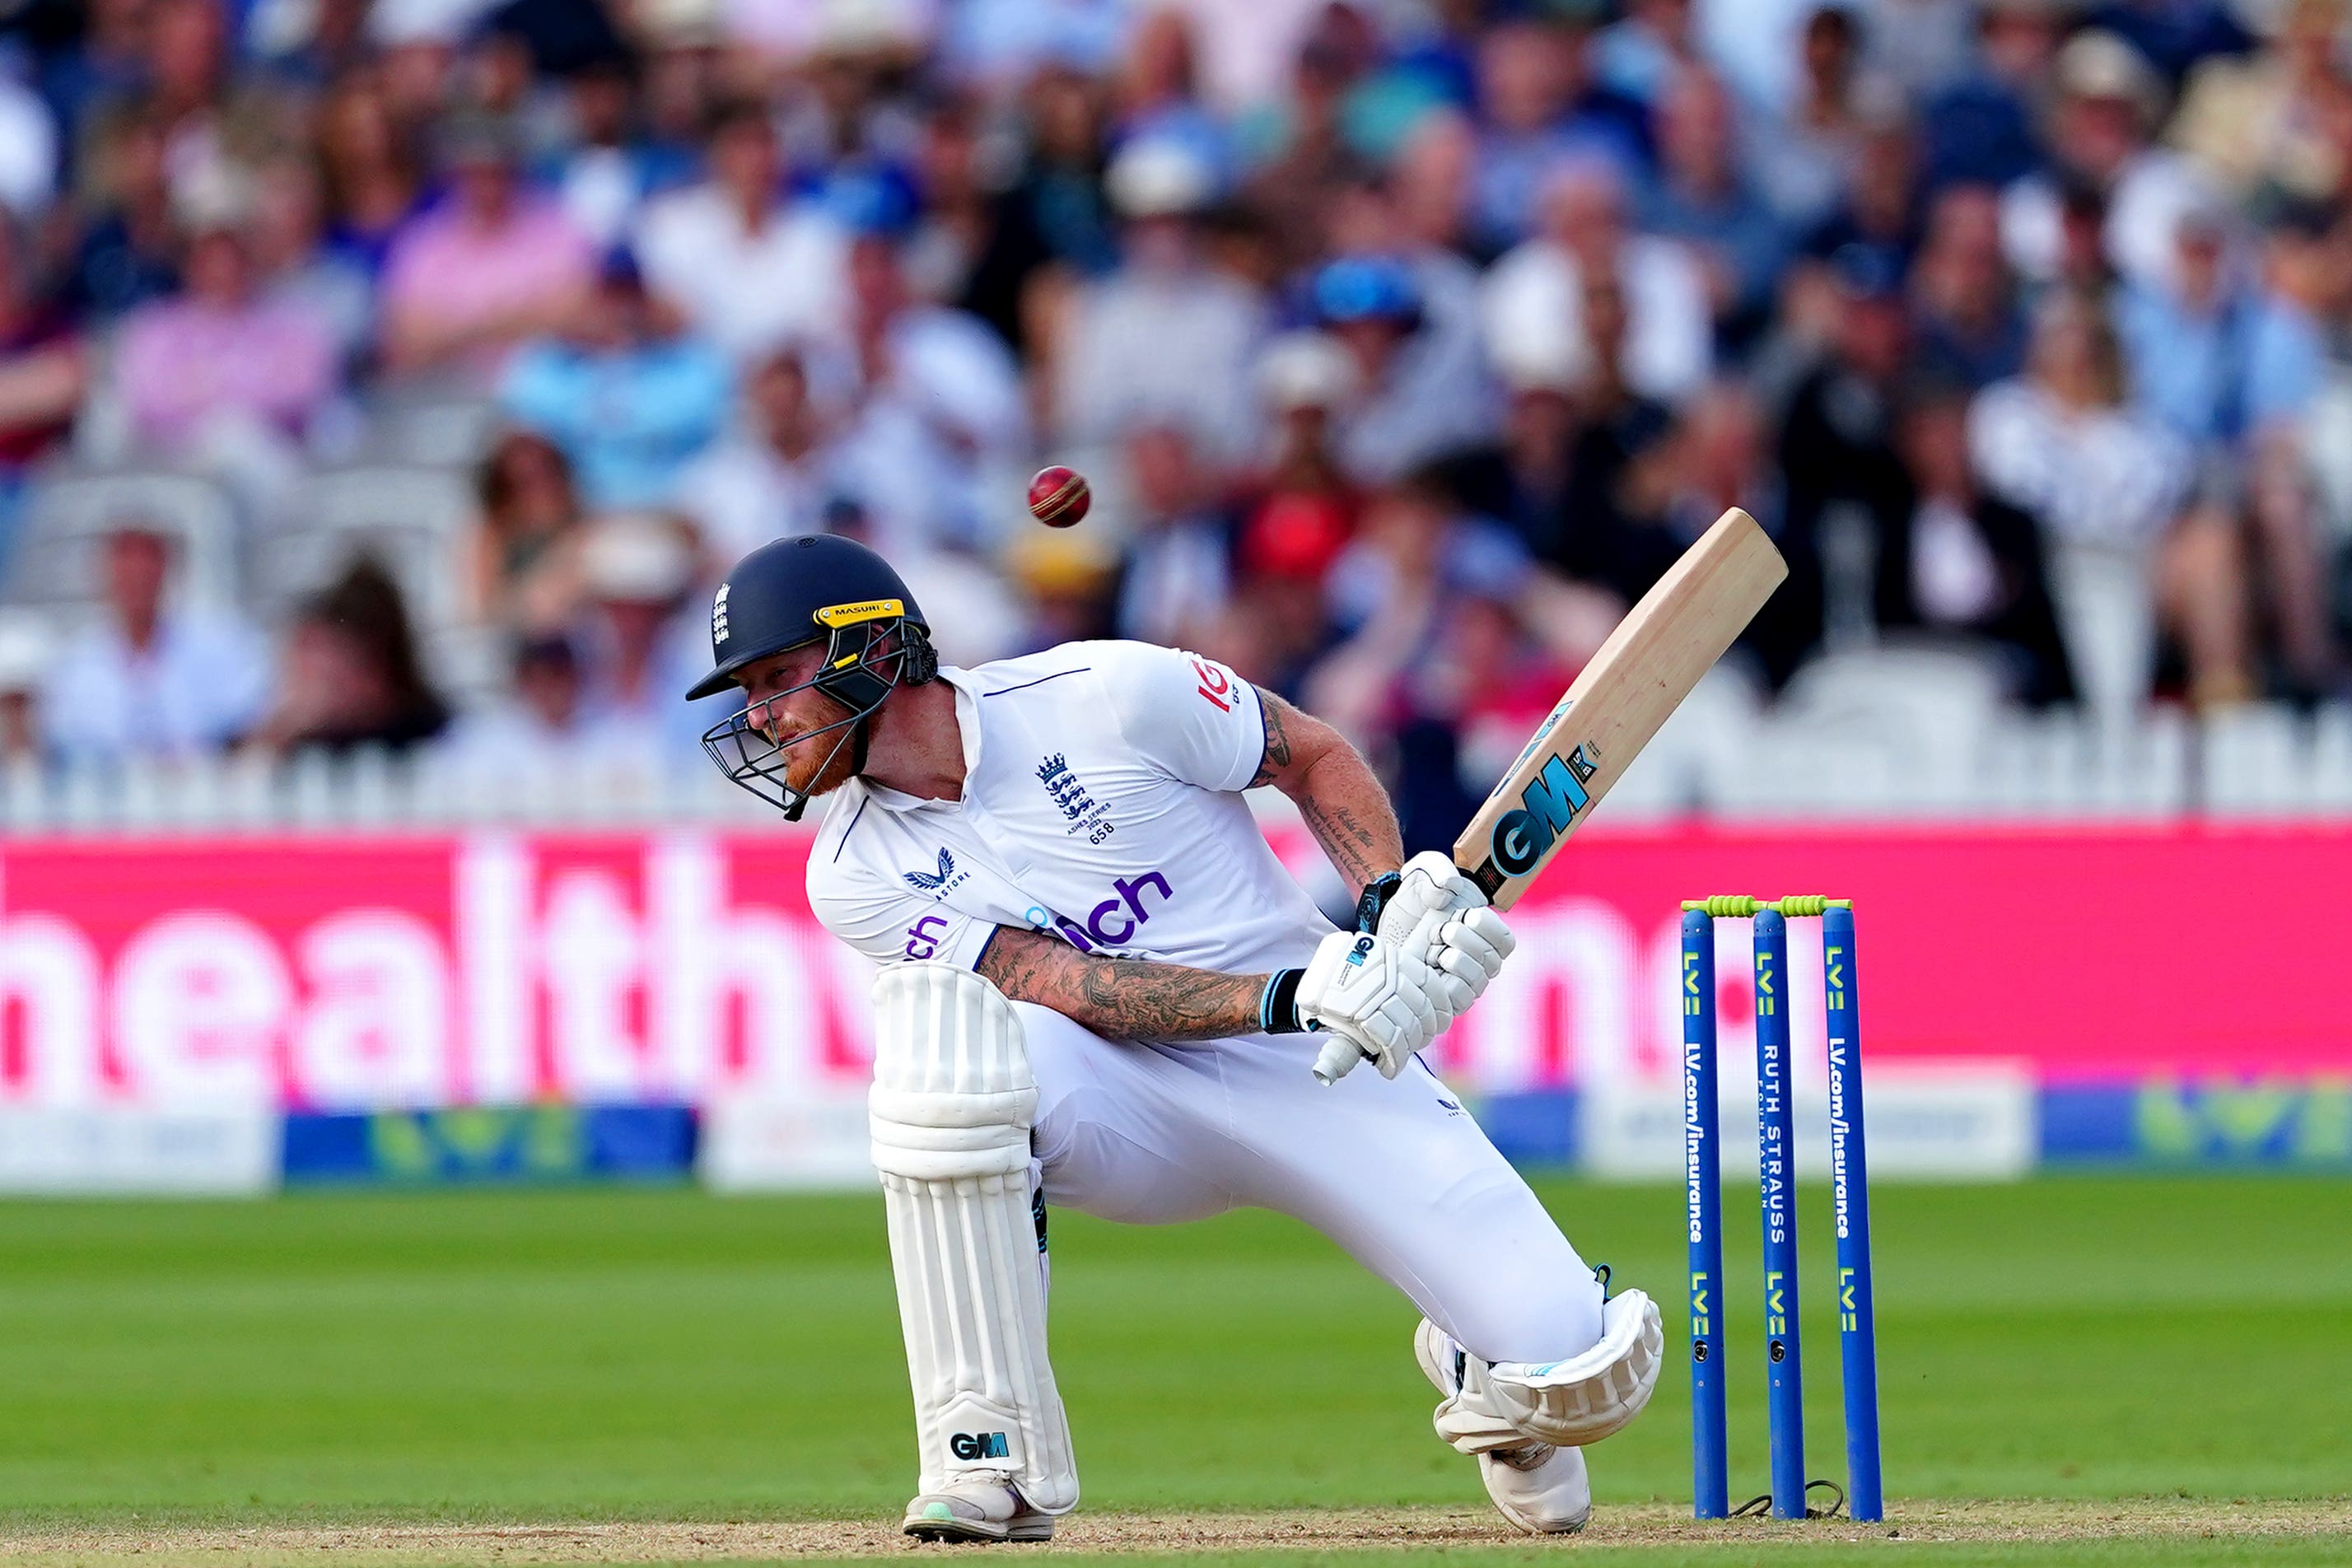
[976,926,1272,1042]
[1246,686,1405,890]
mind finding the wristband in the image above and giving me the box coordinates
[1355,870,1404,933]
[1260,967,1309,1034]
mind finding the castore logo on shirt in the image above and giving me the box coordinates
[903,848,971,898]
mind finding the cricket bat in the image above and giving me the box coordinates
[1455,506,1786,910]
[1314,508,1784,1083]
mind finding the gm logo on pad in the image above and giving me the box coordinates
[950,1431,1010,1461]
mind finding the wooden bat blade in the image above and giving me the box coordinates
[1454,507,1787,909]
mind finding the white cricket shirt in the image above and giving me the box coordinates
[808,641,1336,980]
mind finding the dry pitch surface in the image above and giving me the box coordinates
[6,1503,2351,1566]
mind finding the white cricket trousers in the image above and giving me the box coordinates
[1013,1002,1605,1366]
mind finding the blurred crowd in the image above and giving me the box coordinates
[2,0,2352,843]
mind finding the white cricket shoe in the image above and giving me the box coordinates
[1414,1319,1592,1535]
[902,1476,1055,1542]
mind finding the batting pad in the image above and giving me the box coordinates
[868,963,1080,1514]
[1485,1290,1664,1448]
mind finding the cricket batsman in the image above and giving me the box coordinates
[688,534,1662,1541]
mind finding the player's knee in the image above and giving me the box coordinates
[1444,1266,1605,1368]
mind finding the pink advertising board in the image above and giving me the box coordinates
[1,824,2345,1111]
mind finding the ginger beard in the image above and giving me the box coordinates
[747,679,865,802]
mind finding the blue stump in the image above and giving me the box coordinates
[1751,908,1805,1519]
[1682,909,1727,1519]
[1822,903,1883,1521]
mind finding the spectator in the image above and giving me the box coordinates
[674,348,844,561]
[1239,34,1365,274]
[1596,0,1704,107]
[2002,30,2210,296]
[1888,379,2076,705]
[1321,463,1531,642]
[432,632,596,777]
[1920,0,2064,190]
[1971,291,2250,713]
[1799,98,1923,267]
[63,106,181,322]
[0,50,58,221]
[552,55,697,250]
[139,0,287,210]
[248,152,376,376]
[0,223,86,559]
[380,111,595,380]
[1914,182,2030,388]
[572,510,718,765]
[1055,137,1267,463]
[34,0,148,170]
[1111,9,1230,183]
[315,72,424,277]
[0,611,54,765]
[1114,422,1234,646]
[1483,154,1712,406]
[2170,0,2348,203]
[1551,269,1684,605]
[633,98,851,364]
[1466,16,1645,254]
[1637,66,1790,347]
[1002,64,1119,278]
[463,430,589,635]
[252,555,450,755]
[1756,6,1893,231]
[1780,244,1915,650]
[1672,380,1820,684]
[113,175,340,477]
[830,227,1027,553]
[40,523,272,763]
[1239,330,1360,590]
[1314,254,1498,487]
[901,95,1058,355]
[499,246,731,511]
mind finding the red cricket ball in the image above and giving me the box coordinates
[1027,465,1090,528]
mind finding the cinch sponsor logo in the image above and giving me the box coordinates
[1038,870,1177,953]
[950,1431,1010,1461]
[1488,746,1599,879]
[903,913,949,960]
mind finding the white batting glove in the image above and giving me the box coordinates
[1374,852,1514,1023]
[1297,929,1440,1084]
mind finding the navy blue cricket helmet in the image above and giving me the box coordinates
[688,534,938,818]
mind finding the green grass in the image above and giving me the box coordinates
[0,1175,2345,1563]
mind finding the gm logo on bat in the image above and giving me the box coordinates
[1487,744,1601,880]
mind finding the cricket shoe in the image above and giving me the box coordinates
[902,1476,1055,1542]
[1413,1318,1592,1535]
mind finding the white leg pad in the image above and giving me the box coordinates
[868,962,1080,1515]
[1483,1290,1664,1449]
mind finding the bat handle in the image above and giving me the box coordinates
[1311,1033,1364,1085]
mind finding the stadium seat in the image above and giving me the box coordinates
[253,464,475,637]
[2,468,242,617]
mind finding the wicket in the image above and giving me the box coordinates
[1680,896,1883,1523]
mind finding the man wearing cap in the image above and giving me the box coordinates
[689,534,1662,1542]
[1054,136,1267,464]
[2000,30,2213,293]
